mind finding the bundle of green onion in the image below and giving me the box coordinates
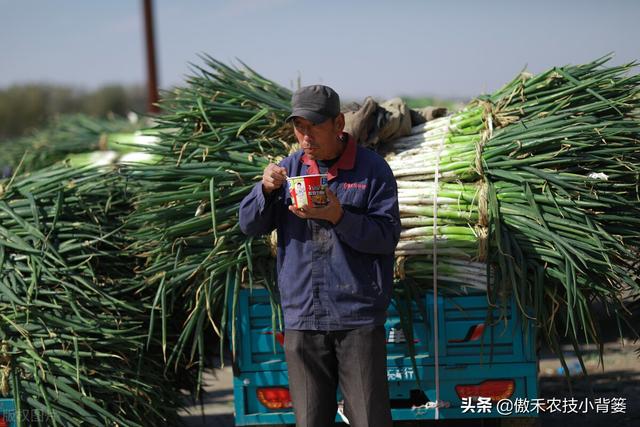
[0,114,146,174]
[121,54,640,382]
[122,55,292,393]
[384,55,640,365]
[0,164,186,426]
[63,134,162,169]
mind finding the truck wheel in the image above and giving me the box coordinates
[499,417,540,427]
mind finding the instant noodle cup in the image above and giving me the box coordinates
[287,174,328,208]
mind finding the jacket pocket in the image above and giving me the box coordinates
[337,183,367,211]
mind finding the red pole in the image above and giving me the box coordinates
[143,0,159,113]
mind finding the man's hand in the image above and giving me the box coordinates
[289,189,344,225]
[262,164,288,194]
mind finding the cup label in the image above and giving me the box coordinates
[288,175,328,208]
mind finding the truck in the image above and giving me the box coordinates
[229,286,539,426]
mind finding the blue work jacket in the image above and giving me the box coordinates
[239,134,401,330]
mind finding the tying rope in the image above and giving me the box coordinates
[473,101,495,262]
[432,115,450,419]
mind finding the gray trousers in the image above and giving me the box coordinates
[283,325,393,427]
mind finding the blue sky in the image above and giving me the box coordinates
[1,0,639,100]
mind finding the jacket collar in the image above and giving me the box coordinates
[300,132,356,180]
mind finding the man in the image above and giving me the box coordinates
[239,85,400,427]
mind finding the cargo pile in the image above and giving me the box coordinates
[1,54,639,424]
[0,165,186,426]
[385,57,640,362]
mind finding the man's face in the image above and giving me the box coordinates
[292,114,345,161]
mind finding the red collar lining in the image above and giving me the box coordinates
[300,133,356,180]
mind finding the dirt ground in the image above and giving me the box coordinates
[535,339,640,427]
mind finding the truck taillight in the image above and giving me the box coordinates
[448,323,485,343]
[0,415,8,427]
[455,379,515,402]
[262,331,285,347]
[256,387,293,410]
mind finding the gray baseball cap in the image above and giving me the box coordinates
[285,85,340,125]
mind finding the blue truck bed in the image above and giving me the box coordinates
[230,287,538,425]
[0,398,17,427]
